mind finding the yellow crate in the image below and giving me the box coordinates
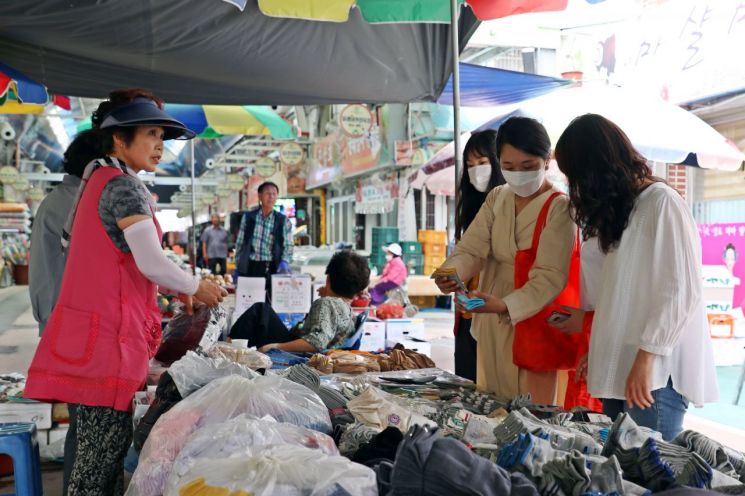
[417,229,448,244]
[425,254,446,267]
[410,295,437,308]
[422,242,447,256]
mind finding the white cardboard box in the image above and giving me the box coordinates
[48,425,69,445]
[359,321,386,352]
[385,318,425,342]
[233,277,267,325]
[0,402,53,429]
[386,338,432,357]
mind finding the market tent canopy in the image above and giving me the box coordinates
[0,1,479,105]
[438,64,573,107]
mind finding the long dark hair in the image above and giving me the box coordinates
[455,130,505,240]
[555,113,655,253]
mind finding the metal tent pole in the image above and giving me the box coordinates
[190,139,197,273]
[450,0,462,224]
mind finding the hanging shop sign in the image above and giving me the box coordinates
[394,140,428,166]
[354,172,399,214]
[339,104,373,138]
[0,166,19,183]
[279,143,305,166]
[200,193,218,207]
[306,132,340,189]
[12,176,29,192]
[255,157,277,178]
[27,188,44,202]
[227,174,245,191]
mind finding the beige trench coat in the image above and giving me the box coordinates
[442,184,576,400]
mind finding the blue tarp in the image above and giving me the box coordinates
[438,63,573,107]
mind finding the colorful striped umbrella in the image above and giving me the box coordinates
[0,62,70,113]
[224,0,569,22]
[77,104,295,139]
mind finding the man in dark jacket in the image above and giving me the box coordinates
[235,181,293,293]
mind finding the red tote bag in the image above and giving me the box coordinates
[512,192,583,372]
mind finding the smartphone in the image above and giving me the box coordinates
[546,311,571,325]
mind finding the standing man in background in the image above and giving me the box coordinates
[235,181,293,295]
[201,213,229,275]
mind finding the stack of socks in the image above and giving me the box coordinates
[672,430,745,482]
[458,388,505,415]
[494,408,602,456]
[602,413,735,492]
[317,384,355,429]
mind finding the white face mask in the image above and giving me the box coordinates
[386,254,393,261]
[468,164,492,192]
[502,167,546,197]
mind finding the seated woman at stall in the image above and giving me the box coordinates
[230,250,370,353]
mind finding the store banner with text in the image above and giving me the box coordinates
[699,222,745,313]
[355,172,399,214]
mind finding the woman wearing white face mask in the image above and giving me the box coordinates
[452,130,506,381]
[370,243,408,305]
[435,117,579,404]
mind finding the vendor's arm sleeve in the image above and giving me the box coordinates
[123,220,200,295]
[235,215,247,263]
[502,195,576,323]
[439,187,499,282]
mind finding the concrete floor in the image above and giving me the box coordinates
[0,285,743,493]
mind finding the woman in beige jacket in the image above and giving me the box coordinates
[436,117,576,403]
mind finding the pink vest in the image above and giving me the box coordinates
[25,167,162,411]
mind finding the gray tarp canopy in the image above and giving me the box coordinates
[0,1,478,105]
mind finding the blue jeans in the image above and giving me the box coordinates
[602,378,689,441]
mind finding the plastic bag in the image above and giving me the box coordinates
[126,375,332,496]
[155,305,226,365]
[207,343,272,370]
[166,445,377,496]
[168,351,258,398]
[167,414,338,490]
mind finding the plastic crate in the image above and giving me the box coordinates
[417,229,447,244]
[400,241,422,254]
[422,242,447,256]
[406,264,424,275]
[372,227,400,246]
[403,253,424,267]
[424,254,446,266]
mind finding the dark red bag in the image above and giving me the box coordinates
[513,192,583,372]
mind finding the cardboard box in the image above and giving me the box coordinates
[386,338,432,357]
[233,277,267,325]
[359,321,386,352]
[48,426,69,445]
[271,274,312,314]
[385,318,425,342]
[0,401,53,429]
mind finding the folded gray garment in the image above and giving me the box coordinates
[385,425,539,496]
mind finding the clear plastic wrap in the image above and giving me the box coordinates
[207,342,272,370]
[168,350,258,397]
[167,414,338,490]
[154,305,226,365]
[166,445,377,496]
[126,375,332,496]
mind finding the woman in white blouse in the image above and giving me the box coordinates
[553,113,718,440]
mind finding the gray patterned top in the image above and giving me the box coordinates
[98,175,151,252]
[293,296,356,351]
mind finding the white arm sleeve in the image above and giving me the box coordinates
[123,220,200,295]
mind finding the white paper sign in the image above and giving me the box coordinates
[233,277,266,324]
[271,274,312,314]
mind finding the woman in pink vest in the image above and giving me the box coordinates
[24,89,226,495]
